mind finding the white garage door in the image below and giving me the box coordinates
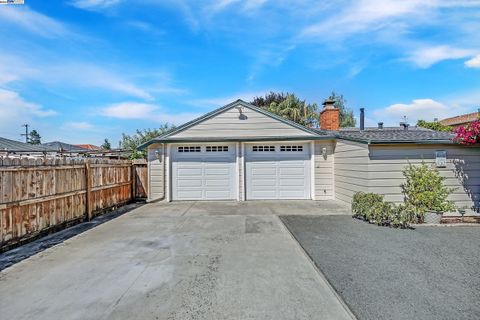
[245,143,311,200]
[171,144,236,200]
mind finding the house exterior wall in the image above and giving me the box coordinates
[314,140,335,200]
[333,140,370,203]
[169,107,314,139]
[368,144,480,209]
[147,143,165,201]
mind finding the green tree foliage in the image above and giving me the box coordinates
[101,138,111,150]
[28,130,41,144]
[328,91,356,128]
[401,162,455,214]
[416,120,452,132]
[251,92,319,127]
[120,124,175,159]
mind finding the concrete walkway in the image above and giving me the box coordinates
[0,201,353,320]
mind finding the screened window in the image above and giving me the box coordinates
[280,145,303,152]
[252,145,275,152]
[206,146,229,152]
[178,146,201,153]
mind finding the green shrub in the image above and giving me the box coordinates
[390,203,418,228]
[352,192,384,220]
[401,162,456,216]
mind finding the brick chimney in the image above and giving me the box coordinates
[319,99,339,131]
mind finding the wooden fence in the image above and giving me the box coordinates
[0,158,147,250]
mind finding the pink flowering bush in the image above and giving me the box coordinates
[454,120,480,145]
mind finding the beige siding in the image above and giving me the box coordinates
[368,145,480,209]
[333,140,370,204]
[314,140,335,200]
[147,143,165,201]
[170,106,314,138]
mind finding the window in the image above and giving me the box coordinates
[206,145,229,152]
[280,145,303,152]
[178,146,201,153]
[252,145,275,152]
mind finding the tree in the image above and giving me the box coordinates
[328,92,356,128]
[101,138,111,150]
[28,130,41,144]
[120,124,175,159]
[454,120,480,145]
[416,120,452,132]
[251,92,319,127]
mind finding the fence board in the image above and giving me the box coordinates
[0,158,140,250]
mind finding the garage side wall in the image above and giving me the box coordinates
[368,145,480,209]
[314,140,335,200]
[333,140,370,204]
[147,143,165,201]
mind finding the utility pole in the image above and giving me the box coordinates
[21,124,29,143]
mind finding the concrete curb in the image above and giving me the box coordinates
[277,215,358,320]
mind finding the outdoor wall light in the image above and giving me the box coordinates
[322,147,327,159]
[155,150,161,160]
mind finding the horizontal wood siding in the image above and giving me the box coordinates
[314,141,335,200]
[147,143,165,201]
[333,140,369,204]
[368,145,480,209]
[170,107,314,138]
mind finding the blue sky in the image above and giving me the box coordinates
[1,0,480,145]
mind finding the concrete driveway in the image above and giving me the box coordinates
[0,200,353,320]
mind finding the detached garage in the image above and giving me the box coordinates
[140,99,479,210]
[141,99,335,202]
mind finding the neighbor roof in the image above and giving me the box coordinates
[328,127,455,144]
[0,137,56,152]
[43,141,89,152]
[439,111,480,126]
[74,144,103,150]
[139,99,333,149]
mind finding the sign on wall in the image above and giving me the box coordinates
[435,151,447,168]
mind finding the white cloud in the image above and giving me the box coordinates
[64,121,94,130]
[406,45,475,68]
[465,54,480,68]
[0,89,57,139]
[375,98,463,125]
[99,101,200,124]
[100,102,158,119]
[301,0,428,39]
[0,6,70,38]
[70,0,121,9]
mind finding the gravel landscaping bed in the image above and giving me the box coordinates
[281,215,480,320]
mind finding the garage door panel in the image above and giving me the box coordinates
[252,179,276,187]
[204,179,230,187]
[177,179,203,187]
[278,167,305,175]
[205,190,233,199]
[279,178,305,187]
[251,167,276,175]
[249,190,276,199]
[278,189,306,198]
[204,167,230,175]
[176,167,202,176]
[177,190,203,199]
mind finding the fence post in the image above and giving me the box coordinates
[131,161,136,201]
[85,160,93,221]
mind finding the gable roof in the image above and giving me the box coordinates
[326,127,455,144]
[0,137,56,152]
[43,141,89,152]
[139,99,330,149]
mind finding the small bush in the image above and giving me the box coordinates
[401,162,456,216]
[352,193,418,228]
[352,192,384,220]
